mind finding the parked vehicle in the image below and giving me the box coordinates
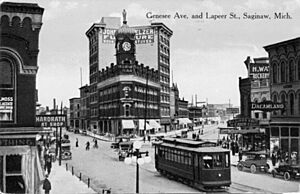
[153,137,231,191]
[81,129,87,135]
[272,163,300,181]
[237,151,270,173]
[111,136,131,149]
[74,128,80,134]
[60,138,72,160]
[118,141,133,161]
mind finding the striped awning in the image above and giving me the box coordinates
[122,120,135,129]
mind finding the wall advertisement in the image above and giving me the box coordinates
[0,90,14,122]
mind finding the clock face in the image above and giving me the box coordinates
[122,42,131,51]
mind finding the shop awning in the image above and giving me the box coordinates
[139,120,151,130]
[148,120,161,129]
[178,118,192,125]
[122,120,135,129]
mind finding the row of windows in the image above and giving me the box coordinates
[272,93,300,116]
[270,127,299,137]
[161,95,170,103]
[161,85,170,93]
[98,102,159,110]
[89,44,98,55]
[272,60,300,84]
[90,107,97,116]
[160,35,170,46]
[89,34,98,44]
[160,65,170,75]
[89,56,98,66]
[251,79,268,88]
[160,75,170,84]
[135,86,158,96]
[160,55,170,65]
[160,44,170,56]
[161,107,170,116]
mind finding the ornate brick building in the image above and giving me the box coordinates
[0,2,44,193]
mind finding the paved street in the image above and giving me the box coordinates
[58,126,300,193]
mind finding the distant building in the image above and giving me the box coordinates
[69,97,80,129]
[264,37,300,164]
[79,85,89,130]
[95,10,161,136]
[0,2,44,193]
[85,15,173,132]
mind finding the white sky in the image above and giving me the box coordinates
[2,0,300,108]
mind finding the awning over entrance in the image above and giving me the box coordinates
[148,120,161,129]
[138,120,151,130]
[122,120,135,129]
[177,118,192,125]
[219,127,264,134]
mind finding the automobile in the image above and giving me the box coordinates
[74,128,80,134]
[111,136,131,149]
[272,163,300,181]
[237,150,271,173]
[118,141,133,161]
[81,129,87,135]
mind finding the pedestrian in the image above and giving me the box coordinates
[93,139,98,149]
[45,154,52,174]
[271,151,277,166]
[238,148,243,161]
[86,141,90,150]
[42,174,51,194]
[75,138,79,147]
[148,135,151,142]
[231,141,235,156]
[143,136,146,143]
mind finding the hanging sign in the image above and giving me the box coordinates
[36,115,67,127]
[249,63,269,79]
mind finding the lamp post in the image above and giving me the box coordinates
[124,141,151,193]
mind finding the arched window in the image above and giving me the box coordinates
[272,63,278,83]
[290,93,294,115]
[281,94,286,115]
[273,95,278,116]
[0,60,13,88]
[281,62,286,83]
[298,59,300,81]
[298,93,300,115]
[289,60,295,82]
[0,59,14,122]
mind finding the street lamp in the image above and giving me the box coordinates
[124,141,151,193]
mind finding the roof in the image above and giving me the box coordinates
[264,37,300,51]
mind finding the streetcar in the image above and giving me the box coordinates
[153,137,231,191]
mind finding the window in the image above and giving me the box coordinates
[291,128,299,137]
[290,93,294,115]
[298,60,300,80]
[272,63,277,83]
[203,155,213,169]
[213,154,223,168]
[281,127,289,137]
[271,127,279,137]
[0,60,13,88]
[281,94,286,115]
[289,60,295,82]
[125,104,130,117]
[225,153,230,168]
[281,62,286,83]
[255,112,259,119]
[4,155,25,193]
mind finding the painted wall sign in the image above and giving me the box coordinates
[249,63,269,79]
[36,115,67,127]
[0,138,36,146]
[0,91,14,121]
[102,28,154,44]
[251,101,285,111]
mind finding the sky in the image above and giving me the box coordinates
[2,0,300,108]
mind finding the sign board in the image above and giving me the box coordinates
[36,115,67,127]
[249,63,269,79]
[102,28,154,44]
[0,90,14,122]
[226,108,239,114]
[227,118,259,127]
[251,101,285,111]
[0,138,36,146]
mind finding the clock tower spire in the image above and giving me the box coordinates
[115,9,136,65]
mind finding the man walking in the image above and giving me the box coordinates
[42,174,51,194]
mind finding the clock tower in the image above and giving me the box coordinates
[115,9,136,64]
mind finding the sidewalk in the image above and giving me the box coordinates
[47,161,96,194]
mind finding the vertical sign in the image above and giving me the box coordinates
[0,91,14,121]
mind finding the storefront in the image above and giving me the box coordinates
[0,129,44,194]
[268,118,300,165]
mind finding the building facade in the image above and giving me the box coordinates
[264,37,300,164]
[0,2,44,193]
[96,11,161,136]
[69,98,80,130]
[79,85,89,131]
[85,15,173,132]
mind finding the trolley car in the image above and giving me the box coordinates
[153,137,231,191]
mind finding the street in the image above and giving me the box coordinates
[59,126,300,193]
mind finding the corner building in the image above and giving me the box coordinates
[264,37,300,164]
[86,16,172,132]
[0,2,44,193]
